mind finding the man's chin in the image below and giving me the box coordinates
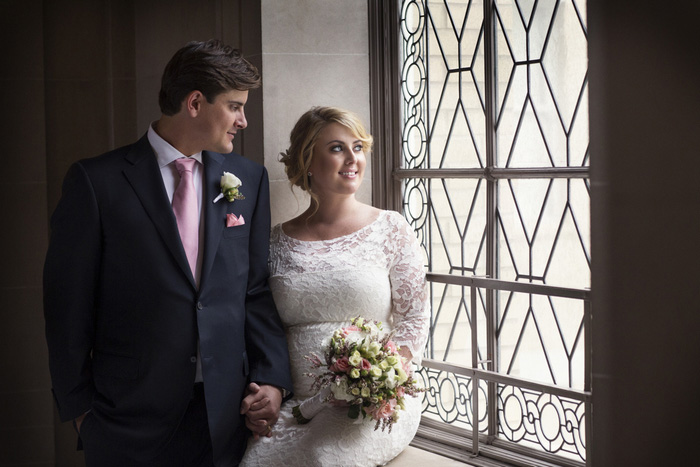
[209,142,234,154]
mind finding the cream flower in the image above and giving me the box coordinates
[348,350,363,367]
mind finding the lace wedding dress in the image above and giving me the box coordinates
[240,210,429,467]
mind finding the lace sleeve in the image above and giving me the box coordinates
[386,212,429,363]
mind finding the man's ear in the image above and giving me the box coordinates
[184,90,204,117]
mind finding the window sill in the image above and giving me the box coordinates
[403,418,582,467]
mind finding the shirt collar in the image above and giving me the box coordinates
[148,122,203,167]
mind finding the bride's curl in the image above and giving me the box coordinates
[279,106,374,217]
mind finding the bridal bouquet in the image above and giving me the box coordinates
[292,317,423,432]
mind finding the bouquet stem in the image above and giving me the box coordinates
[292,386,331,424]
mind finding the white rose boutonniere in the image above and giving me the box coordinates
[213,171,245,203]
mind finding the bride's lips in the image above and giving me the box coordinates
[339,171,358,178]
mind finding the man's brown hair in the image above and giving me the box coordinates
[158,39,261,116]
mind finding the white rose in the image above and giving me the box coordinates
[345,332,363,346]
[221,171,242,188]
[330,379,355,402]
[384,368,397,389]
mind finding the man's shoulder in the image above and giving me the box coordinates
[219,151,263,170]
[79,135,151,170]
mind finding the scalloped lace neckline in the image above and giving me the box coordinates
[279,210,386,244]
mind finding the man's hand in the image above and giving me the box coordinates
[240,383,282,440]
[74,412,88,434]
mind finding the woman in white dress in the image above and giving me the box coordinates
[240,107,429,467]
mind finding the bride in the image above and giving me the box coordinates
[240,107,429,466]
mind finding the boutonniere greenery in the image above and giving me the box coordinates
[213,171,245,203]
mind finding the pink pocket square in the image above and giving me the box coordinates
[226,213,245,227]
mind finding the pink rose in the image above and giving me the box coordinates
[385,340,397,353]
[370,399,397,420]
[360,358,372,370]
[331,356,351,373]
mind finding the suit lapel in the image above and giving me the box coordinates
[200,151,226,289]
[122,136,196,287]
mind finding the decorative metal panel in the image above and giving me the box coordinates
[497,383,586,459]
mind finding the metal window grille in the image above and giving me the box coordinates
[375,0,591,465]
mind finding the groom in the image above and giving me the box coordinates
[43,40,292,466]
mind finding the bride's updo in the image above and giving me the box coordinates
[280,106,373,209]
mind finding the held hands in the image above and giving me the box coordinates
[240,383,282,440]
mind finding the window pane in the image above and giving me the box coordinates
[495,0,589,168]
[498,178,590,288]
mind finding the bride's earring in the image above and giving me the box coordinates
[307,172,312,177]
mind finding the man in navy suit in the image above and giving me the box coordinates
[43,39,292,466]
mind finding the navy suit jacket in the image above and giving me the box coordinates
[43,134,293,465]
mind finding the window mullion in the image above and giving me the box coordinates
[483,0,500,442]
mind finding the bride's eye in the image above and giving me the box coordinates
[330,145,343,152]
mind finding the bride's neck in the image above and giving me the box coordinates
[306,197,361,225]
[283,196,378,242]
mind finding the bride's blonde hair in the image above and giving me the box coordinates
[279,106,373,215]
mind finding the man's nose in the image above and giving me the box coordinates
[236,111,247,129]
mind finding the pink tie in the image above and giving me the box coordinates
[173,157,199,276]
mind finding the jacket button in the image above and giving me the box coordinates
[197,302,203,310]
[190,356,197,363]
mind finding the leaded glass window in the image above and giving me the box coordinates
[393,1,591,465]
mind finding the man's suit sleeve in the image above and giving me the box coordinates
[243,167,293,398]
[43,162,100,421]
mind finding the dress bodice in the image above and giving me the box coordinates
[269,210,428,353]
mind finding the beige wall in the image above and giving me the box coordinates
[260,0,372,226]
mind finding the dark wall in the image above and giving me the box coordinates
[0,1,260,465]
[589,0,700,466]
